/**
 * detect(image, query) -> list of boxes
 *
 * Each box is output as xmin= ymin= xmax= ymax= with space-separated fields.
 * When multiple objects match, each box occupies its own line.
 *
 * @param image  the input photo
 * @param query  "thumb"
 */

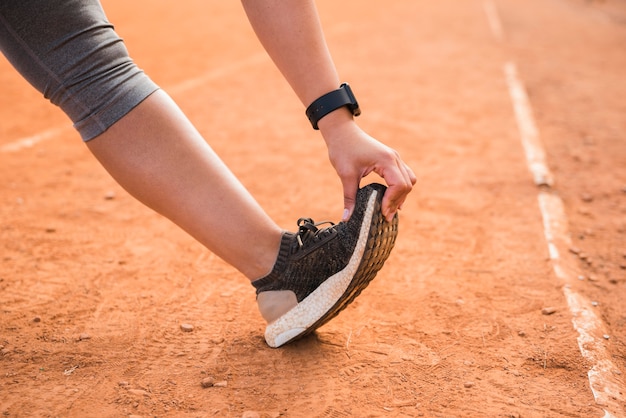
xmin=341 ymin=177 xmax=360 ymax=222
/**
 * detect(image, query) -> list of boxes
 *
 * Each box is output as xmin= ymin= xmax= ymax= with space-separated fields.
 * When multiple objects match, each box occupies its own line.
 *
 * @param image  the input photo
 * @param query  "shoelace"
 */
xmin=295 ymin=217 xmax=336 ymax=248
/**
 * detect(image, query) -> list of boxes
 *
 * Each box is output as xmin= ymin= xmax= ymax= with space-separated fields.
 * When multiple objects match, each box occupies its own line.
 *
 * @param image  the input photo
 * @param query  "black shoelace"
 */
xmin=295 ymin=218 xmax=336 ymax=249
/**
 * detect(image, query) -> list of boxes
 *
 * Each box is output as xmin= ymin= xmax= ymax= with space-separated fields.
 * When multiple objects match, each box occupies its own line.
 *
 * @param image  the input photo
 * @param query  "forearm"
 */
xmin=241 ymin=0 xmax=354 ymax=132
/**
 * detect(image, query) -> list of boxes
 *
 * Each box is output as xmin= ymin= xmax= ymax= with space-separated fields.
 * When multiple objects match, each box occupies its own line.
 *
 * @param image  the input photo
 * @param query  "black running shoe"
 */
xmin=252 ymin=183 xmax=398 ymax=348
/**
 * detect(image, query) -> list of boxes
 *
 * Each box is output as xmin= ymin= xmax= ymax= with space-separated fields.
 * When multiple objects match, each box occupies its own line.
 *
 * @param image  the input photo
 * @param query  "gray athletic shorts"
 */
xmin=0 ymin=0 xmax=159 ymax=141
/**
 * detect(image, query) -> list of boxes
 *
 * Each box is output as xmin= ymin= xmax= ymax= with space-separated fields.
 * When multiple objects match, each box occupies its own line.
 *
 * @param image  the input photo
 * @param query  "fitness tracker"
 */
xmin=305 ymin=83 xmax=361 ymax=130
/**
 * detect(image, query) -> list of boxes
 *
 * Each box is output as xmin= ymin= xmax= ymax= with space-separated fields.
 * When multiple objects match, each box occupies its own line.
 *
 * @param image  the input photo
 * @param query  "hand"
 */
xmin=319 ymin=112 xmax=416 ymax=223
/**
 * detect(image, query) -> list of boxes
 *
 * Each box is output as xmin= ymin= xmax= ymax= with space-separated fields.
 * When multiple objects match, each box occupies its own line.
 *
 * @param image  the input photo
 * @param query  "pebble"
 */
xmin=201 ymin=377 xmax=215 ymax=388
xmin=578 ymin=252 xmax=589 ymax=261
xmin=580 ymin=193 xmax=593 ymax=202
xmin=180 ymin=324 xmax=194 ymax=333
xmin=32 ymin=316 xmax=41 ymax=323
xmin=128 ymin=389 xmax=150 ymax=397
xmin=213 ymin=381 xmax=228 ymax=388
xmin=463 ymin=381 xmax=475 ymax=388
xmin=78 ymin=333 xmax=91 ymax=341
xmin=591 ymin=301 xmax=599 ymax=307
xmin=104 ymin=191 xmax=116 ymax=200
xmin=541 ymin=307 xmax=557 ymax=315
xmin=118 ymin=381 xmax=129 ymax=387
xmin=603 ymin=334 xmax=610 ymax=340
xmin=242 ymin=412 xmax=261 ymax=418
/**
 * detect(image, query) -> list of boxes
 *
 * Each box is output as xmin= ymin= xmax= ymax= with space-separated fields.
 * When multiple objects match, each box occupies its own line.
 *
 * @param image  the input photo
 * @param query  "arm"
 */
xmin=241 ymin=0 xmax=415 ymax=222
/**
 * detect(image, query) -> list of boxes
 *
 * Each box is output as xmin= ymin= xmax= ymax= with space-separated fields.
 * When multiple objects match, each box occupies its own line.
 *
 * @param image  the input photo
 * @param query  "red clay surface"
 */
xmin=1 ymin=0 xmax=624 ymax=417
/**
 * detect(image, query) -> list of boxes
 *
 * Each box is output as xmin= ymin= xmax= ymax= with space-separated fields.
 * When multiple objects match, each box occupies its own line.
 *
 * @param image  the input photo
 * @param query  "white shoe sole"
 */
xmin=264 ymin=190 xmax=379 ymax=348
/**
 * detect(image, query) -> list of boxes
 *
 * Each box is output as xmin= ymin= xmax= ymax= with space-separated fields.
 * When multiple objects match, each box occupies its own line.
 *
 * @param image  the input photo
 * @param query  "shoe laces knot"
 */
xmin=295 ymin=217 xmax=336 ymax=248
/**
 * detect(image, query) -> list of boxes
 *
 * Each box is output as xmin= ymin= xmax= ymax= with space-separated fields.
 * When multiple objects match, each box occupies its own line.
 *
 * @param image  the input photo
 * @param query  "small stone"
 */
xmin=518 ymin=331 xmax=526 ymax=337
xmin=580 ymin=193 xmax=593 ymax=202
xmin=603 ymin=334 xmax=610 ymax=340
xmin=104 ymin=191 xmax=116 ymax=200
xmin=45 ymin=228 xmax=56 ymax=233
xmin=591 ymin=301 xmax=599 ymax=307
xmin=211 ymin=337 xmax=225 ymax=344
xmin=201 ymin=377 xmax=215 ymax=388
xmin=128 ymin=389 xmax=150 ymax=397
xmin=612 ymin=369 xmax=622 ymax=376
xmin=541 ymin=307 xmax=557 ymax=315
xmin=79 ymin=333 xmax=91 ymax=341
xmin=242 ymin=412 xmax=261 ymax=418
xmin=118 ymin=381 xmax=129 ymax=387
xmin=569 ymin=247 xmax=581 ymax=255
xmin=180 ymin=324 xmax=194 ymax=333
xmin=463 ymin=381 xmax=475 ymax=388
xmin=213 ymin=381 xmax=228 ymax=387
xmin=32 ymin=316 xmax=41 ymax=323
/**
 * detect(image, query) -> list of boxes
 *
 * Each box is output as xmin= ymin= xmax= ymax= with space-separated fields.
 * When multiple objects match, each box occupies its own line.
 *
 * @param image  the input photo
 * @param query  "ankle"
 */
xmin=242 ymin=231 xmax=284 ymax=281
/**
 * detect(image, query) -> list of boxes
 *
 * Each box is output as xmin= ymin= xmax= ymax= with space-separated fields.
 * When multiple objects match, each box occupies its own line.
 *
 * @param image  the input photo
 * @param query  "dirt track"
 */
xmin=1 ymin=0 xmax=625 ymax=417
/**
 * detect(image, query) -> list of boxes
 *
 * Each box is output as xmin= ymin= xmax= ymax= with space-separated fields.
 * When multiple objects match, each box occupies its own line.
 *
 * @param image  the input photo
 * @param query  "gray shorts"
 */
xmin=0 ymin=0 xmax=159 ymax=141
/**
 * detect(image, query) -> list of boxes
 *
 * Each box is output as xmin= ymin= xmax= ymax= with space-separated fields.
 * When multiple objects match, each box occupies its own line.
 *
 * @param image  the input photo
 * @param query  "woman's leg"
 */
xmin=86 ymin=90 xmax=283 ymax=280
xmin=0 ymin=0 xmax=282 ymax=280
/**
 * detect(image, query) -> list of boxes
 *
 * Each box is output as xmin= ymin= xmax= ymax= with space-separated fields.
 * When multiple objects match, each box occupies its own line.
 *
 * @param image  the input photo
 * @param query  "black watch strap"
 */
xmin=305 ymin=83 xmax=361 ymax=130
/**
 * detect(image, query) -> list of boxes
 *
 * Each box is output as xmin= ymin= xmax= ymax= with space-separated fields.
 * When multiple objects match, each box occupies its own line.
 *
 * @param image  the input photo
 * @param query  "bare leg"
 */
xmin=86 ymin=89 xmax=282 ymax=280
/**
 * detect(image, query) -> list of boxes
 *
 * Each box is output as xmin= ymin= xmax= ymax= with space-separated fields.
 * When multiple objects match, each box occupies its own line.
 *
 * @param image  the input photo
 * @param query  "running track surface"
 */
xmin=1 ymin=1 xmax=624 ymax=416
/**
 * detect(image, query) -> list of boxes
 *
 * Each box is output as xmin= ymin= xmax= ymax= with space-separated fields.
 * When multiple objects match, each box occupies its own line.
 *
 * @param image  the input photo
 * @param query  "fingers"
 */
xmin=379 ymin=156 xmax=416 ymax=222
xmin=340 ymin=175 xmax=361 ymax=221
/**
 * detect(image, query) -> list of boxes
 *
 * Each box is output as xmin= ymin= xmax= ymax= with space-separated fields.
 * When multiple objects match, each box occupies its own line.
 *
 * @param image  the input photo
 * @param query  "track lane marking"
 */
xmin=486 ymin=2 xmax=624 ymax=415
xmin=0 ymin=53 xmax=269 ymax=154
xmin=503 ymin=62 xmax=554 ymax=187
xmin=503 ymin=46 xmax=624 ymax=418
xmin=483 ymin=0 xmax=504 ymax=41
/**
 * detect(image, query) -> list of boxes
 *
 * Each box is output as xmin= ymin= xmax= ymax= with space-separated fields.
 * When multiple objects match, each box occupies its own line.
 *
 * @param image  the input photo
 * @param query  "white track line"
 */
xmin=0 ymin=53 xmax=269 ymax=154
xmin=168 ymin=53 xmax=267 ymax=96
xmin=503 ymin=62 xmax=554 ymax=187
xmin=0 ymin=126 xmax=70 ymax=153
xmin=505 ymin=62 xmax=624 ymax=418
xmin=487 ymin=2 xmax=624 ymax=414
xmin=483 ymin=0 xmax=504 ymax=41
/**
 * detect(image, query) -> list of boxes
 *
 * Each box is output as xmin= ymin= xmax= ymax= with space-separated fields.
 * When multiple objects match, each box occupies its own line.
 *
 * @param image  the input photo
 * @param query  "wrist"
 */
xmin=318 ymin=108 xmax=359 ymax=145
xmin=305 ymin=83 xmax=361 ymax=130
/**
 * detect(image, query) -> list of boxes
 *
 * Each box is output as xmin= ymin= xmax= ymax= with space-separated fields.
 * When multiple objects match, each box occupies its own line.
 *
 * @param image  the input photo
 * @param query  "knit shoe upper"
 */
xmin=252 ymin=183 xmax=398 ymax=347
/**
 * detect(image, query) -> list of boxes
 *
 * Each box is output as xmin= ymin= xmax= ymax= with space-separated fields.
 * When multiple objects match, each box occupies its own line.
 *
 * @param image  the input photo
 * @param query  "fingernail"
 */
xmin=342 ymin=208 xmax=350 ymax=221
